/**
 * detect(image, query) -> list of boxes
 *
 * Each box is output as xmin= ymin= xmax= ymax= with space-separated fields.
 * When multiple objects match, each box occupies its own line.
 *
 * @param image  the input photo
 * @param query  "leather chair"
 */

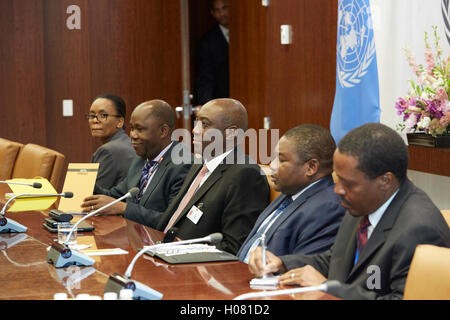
xmin=259 ymin=164 xmax=280 ymax=202
xmin=441 ymin=210 xmax=450 ymax=227
xmin=12 ymin=143 xmax=66 ymax=188
xmin=0 ymin=138 xmax=23 ymax=180
xmin=403 ymin=244 xmax=450 ymax=300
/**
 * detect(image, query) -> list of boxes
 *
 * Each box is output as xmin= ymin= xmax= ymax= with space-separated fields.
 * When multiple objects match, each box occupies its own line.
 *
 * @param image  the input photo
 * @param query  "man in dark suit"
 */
xmin=248 ymin=123 xmax=450 ymax=300
xmin=81 ymin=100 xmax=192 ymax=228
xmin=236 ymin=125 xmax=345 ymax=262
xmin=194 ymin=0 xmax=230 ymax=106
xmin=157 ymin=98 xmax=270 ymax=255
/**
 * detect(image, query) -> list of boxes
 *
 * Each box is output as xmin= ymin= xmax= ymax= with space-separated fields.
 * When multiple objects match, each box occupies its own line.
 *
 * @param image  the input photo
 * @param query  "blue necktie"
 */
xmin=135 ymin=160 xmax=159 ymax=203
xmin=238 ymin=196 xmax=293 ymax=261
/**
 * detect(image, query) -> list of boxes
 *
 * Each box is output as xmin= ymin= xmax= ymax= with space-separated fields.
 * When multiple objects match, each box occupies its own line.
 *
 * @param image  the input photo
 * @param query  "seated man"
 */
xmin=156 ymin=98 xmax=270 ymax=255
xmin=248 ymin=123 xmax=450 ymax=300
xmin=237 ymin=125 xmax=345 ymax=262
xmin=81 ymin=100 xmax=192 ymax=228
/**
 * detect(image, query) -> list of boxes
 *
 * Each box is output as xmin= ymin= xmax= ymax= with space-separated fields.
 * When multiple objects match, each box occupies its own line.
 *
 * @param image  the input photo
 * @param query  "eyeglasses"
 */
xmin=85 ymin=113 xmax=122 ymax=122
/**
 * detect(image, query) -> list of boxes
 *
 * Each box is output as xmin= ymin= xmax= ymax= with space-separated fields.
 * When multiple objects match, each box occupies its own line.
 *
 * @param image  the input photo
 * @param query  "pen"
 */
xmin=261 ymin=234 xmax=267 ymax=279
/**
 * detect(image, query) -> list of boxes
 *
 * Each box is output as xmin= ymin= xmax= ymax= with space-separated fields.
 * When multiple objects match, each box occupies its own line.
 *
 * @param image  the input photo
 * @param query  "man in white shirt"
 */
xmin=157 ymin=98 xmax=270 ymax=255
xmin=194 ymin=0 xmax=230 ymax=106
xmin=248 ymin=123 xmax=450 ymax=300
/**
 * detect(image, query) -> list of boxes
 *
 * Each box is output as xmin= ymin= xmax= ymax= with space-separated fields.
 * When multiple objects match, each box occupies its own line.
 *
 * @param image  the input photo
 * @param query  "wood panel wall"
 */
xmin=1 ymin=0 xmax=449 ymax=177
xmin=0 ymin=0 xmax=183 ymax=183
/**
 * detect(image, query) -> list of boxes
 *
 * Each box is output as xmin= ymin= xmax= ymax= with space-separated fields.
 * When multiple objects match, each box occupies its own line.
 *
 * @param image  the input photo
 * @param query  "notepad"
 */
xmin=57 ymin=163 xmax=99 ymax=214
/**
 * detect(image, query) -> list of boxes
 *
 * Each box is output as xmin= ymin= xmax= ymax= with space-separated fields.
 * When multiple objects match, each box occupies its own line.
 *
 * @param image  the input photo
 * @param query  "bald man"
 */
xmin=157 ymin=99 xmax=270 ymax=255
xmin=81 ymin=100 xmax=192 ymax=228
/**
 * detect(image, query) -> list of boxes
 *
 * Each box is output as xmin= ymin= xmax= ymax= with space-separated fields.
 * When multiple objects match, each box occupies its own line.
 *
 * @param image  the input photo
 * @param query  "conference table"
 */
xmin=0 ymin=184 xmax=337 ymax=301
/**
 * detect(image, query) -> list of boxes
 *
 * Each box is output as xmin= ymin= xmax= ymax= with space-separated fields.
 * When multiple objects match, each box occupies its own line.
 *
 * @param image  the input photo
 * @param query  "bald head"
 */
xmin=202 ymin=98 xmax=248 ymax=131
xmin=133 ymin=99 xmax=175 ymax=131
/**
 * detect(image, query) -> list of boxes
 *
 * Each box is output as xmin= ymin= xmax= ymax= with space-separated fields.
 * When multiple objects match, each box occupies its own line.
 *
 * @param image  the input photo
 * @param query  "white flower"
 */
xmin=417 ymin=116 xmax=431 ymax=129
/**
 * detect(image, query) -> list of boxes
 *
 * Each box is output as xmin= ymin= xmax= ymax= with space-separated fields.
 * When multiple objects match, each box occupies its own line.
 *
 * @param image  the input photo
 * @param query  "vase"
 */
xmin=406 ymin=133 xmax=450 ymax=148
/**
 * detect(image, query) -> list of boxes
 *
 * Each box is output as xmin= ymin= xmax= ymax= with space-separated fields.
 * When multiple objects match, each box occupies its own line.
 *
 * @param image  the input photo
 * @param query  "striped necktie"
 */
xmin=135 ymin=160 xmax=159 ymax=203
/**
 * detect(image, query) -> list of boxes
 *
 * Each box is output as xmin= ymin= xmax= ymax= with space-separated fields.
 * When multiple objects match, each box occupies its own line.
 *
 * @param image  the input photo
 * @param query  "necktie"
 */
xmin=163 ymin=165 xmax=209 ymax=233
xmin=354 ymin=216 xmax=371 ymax=264
xmin=135 ymin=160 xmax=159 ymax=203
xmin=238 ymin=196 xmax=293 ymax=262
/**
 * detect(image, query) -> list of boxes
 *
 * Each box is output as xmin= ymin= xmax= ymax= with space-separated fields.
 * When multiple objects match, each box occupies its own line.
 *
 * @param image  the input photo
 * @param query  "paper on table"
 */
xmin=5 ymin=178 xmax=58 ymax=212
xmin=80 ymin=248 xmax=128 ymax=256
xmin=58 ymin=163 xmax=99 ymax=214
xmin=250 ymin=275 xmax=280 ymax=290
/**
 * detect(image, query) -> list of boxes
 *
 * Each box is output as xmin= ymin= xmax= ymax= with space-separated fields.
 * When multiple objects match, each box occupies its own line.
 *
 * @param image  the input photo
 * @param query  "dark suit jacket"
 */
xmin=94 ymin=142 xmax=192 ymax=228
xmin=194 ymin=25 xmax=229 ymax=105
xmin=237 ymin=176 xmax=345 ymax=260
xmin=91 ymin=129 xmax=136 ymax=189
xmin=280 ymin=179 xmax=450 ymax=300
xmin=156 ymin=149 xmax=270 ymax=255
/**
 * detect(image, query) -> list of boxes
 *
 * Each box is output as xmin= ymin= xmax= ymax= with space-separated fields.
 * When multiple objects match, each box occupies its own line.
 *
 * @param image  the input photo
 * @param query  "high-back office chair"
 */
xmin=441 ymin=210 xmax=450 ymax=227
xmin=0 ymin=138 xmax=24 ymax=180
xmin=259 ymin=164 xmax=280 ymax=202
xmin=12 ymin=143 xmax=66 ymax=188
xmin=403 ymin=244 xmax=450 ymax=300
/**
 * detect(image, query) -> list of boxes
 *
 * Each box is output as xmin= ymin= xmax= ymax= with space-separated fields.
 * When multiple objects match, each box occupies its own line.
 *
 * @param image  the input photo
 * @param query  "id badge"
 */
xmin=187 ymin=205 xmax=204 ymax=224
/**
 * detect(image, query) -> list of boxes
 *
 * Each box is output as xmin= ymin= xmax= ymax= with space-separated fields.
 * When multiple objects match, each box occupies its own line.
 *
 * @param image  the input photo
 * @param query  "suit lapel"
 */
xmin=264 ymin=176 xmax=334 ymax=243
xmin=346 ymin=179 xmax=414 ymax=281
xmin=131 ymin=157 xmax=146 ymax=188
xmin=140 ymin=156 xmax=169 ymax=204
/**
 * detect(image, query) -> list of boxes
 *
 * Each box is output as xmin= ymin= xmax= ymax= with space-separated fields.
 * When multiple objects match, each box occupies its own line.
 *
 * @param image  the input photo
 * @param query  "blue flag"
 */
xmin=330 ymin=0 xmax=380 ymax=144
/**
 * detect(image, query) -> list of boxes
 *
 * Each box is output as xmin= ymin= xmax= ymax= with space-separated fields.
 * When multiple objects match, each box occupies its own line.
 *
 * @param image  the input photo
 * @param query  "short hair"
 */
xmin=283 ymin=124 xmax=336 ymax=171
xmin=95 ymin=93 xmax=126 ymax=118
xmin=137 ymin=99 xmax=175 ymax=131
xmin=338 ymin=123 xmax=409 ymax=182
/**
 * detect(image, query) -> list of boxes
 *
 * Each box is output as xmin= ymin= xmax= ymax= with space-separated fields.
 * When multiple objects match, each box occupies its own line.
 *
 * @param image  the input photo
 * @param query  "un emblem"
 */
xmin=337 ymin=0 xmax=376 ymax=88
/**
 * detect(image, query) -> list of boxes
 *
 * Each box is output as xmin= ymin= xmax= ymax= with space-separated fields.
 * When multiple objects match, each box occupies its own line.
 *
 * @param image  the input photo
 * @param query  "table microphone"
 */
xmin=0 ymin=192 xmax=73 ymax=233
xmin=233 ymin=280 xmax=341 ymax=300
xmin=103 ymin=233 xmax=223 ymax=300
xmin=0 ymin=181 xmax=42 ymax=188
xmin=47 ymin=187 xmax=139 ymax=268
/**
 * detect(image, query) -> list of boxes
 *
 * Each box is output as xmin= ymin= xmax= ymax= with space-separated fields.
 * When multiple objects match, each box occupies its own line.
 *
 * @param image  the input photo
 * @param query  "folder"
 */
xmin=57 ymin=163 xmax=99 ymax=214
xmin=6 ymin=178 xmax=58 ymax=212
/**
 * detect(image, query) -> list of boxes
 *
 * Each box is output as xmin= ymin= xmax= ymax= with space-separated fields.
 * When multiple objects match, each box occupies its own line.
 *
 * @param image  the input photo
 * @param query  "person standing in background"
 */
xmin=194 ymin=0 xmax=230 ymax=107
xmin=86 ymin=94 xmax=135 ymax=189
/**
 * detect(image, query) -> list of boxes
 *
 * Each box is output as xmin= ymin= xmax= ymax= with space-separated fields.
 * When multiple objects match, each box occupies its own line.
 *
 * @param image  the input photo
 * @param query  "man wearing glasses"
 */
xmin=86 ymin=93 xmax=135 ymax=189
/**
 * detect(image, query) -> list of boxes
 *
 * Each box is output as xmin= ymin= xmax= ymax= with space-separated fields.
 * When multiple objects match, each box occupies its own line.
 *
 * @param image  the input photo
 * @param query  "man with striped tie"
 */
xmin=81 ymin=100 xmax=192 ymax=228
xmin=248 ymin=123 xmax=450 ymax=300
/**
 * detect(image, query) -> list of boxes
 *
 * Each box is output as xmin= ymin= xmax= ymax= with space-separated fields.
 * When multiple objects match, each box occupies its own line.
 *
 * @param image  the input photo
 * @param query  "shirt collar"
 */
xmin=367 ymin=189 xmax=400 ymax=229
xmin=148 ymin=141 xmax=173 ymax=163
xmin=219 ymin=25 xmax=229 ymax=43
xmin=204 ymin=148 xmax=233 ymax=173
xmin=290 ymin=178 xmax=323 ymax=201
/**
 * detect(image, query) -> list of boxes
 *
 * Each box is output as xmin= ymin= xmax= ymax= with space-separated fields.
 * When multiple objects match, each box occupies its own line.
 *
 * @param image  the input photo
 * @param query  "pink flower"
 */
xmin=425 ymin=48 xmax=435 ymax=75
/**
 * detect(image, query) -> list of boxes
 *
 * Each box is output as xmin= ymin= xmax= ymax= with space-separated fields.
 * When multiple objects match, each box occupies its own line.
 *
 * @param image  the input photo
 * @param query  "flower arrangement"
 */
xmin=395 ymin=26 xmax=450 ymax=136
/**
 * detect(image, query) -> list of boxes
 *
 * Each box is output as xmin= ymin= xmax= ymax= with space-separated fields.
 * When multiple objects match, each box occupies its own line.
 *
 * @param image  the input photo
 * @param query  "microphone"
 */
xmin=0 ymin=192 xmax=74 ymax=233
xmin=0 ymin=181 xmax=42 ymax=188
xmin=47 ymin=188 xmax=139 ymax=268
xmin=233 ymin=280 xmax=341 ymax=300
xmin=103 ymin=233 xmax=223 ymax=300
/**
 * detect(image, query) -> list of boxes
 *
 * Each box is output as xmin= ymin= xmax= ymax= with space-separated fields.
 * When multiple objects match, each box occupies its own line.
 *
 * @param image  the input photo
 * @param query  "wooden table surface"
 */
xmin=0 ymin=184 xmax=336 ymax=301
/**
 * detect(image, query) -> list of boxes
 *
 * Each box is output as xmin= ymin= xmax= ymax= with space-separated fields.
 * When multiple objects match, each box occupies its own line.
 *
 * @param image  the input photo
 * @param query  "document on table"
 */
xmin=250 ymin=275 xmax=280 ymax=290
xmin=80 ymin=248 xmax=128 ymax=256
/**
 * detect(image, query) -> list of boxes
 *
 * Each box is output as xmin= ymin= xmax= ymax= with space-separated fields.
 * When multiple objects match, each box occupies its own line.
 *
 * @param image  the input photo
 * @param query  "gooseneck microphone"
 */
xmin=103 ymin=233 xmax=223 ymax=300
xmin=233 ymin=280 xmax=341 ymax=300
xmin=63 ymin=187 xmax=139 ymax=245
xmin=0 ymin=192 xmax=74 ymax=233
xmin=0 ymin=181 xmax=42 ymax=189
xmin=47 ymin=188 xmax=139 ymax=268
